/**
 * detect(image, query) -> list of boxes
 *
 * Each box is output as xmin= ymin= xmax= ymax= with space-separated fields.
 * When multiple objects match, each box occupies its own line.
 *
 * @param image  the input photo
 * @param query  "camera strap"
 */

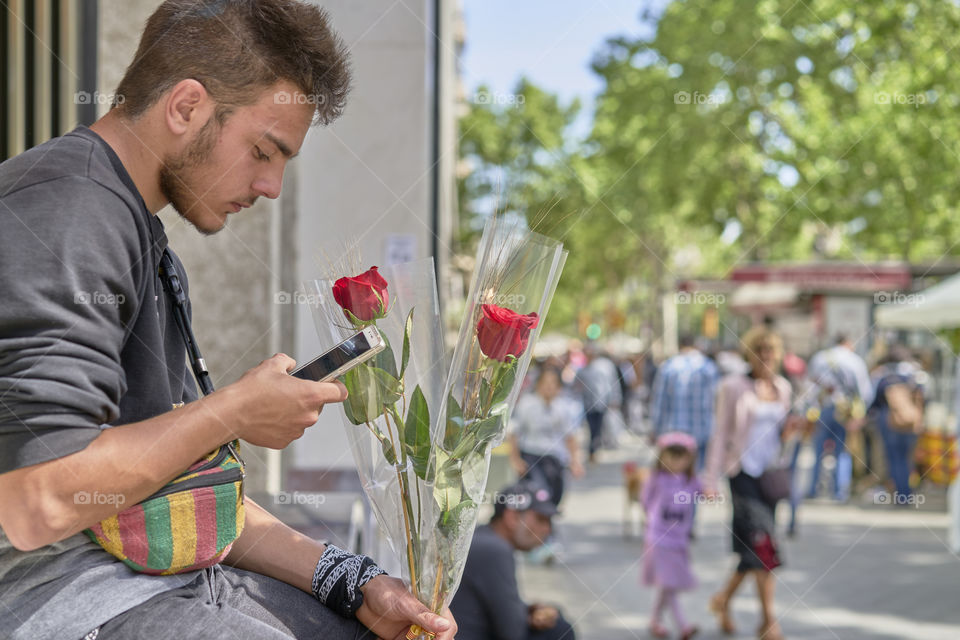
xmin=158 ymin=249 xmax=214 ymax=396
xmin=158 ymin=248 xmax=243 ymax=465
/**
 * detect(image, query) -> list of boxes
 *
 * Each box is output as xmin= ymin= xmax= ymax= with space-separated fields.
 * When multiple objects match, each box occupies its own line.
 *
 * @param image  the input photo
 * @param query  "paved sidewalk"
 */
xmin=516 ymin=435 xmax=959 ymax=640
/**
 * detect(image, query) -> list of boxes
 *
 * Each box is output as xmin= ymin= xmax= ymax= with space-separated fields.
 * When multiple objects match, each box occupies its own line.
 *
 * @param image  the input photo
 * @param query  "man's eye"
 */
xmin=255 ymin=146 xmax=270 ymax=161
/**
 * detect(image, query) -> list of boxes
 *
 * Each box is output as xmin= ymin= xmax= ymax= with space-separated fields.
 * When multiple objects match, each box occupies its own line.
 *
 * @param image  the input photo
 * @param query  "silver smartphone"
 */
xmin=290 ymin=326 xmax=386 ymax=382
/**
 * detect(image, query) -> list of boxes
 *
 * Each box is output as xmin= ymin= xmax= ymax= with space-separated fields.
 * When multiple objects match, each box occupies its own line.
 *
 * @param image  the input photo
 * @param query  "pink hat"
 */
xmin=656 ymin=431 xmax=697 ymax=453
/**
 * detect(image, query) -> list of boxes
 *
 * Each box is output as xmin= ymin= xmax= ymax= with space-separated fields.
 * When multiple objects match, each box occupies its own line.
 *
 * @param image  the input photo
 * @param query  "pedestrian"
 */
xmin=807 ymin=335 xmax=874 ymax=502
xmin=650 ymin=334 xmax=720 ymax=470
xmin=641 ymin=432 xmax=701 ymax=640
xmin=782 ymin=352 xmax=817 ymax=537
xmin=871 ymin=345 xmax=926 ymax=502
xmin=574 ymin=343 xmax=622 ymax=462
xmin=509 ymin=367 xmax=586 ymax=508
xmin=704 ymin=326 xmax=801 ymax=640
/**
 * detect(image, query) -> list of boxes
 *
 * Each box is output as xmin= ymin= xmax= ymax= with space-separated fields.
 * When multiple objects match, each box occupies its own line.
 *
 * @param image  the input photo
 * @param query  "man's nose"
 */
xmin=252 ymin=168 xmax=283 ymax=199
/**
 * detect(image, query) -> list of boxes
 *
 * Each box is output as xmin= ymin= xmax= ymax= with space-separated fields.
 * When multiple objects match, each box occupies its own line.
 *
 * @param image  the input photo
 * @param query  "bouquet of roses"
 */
xmin=305 ymin=218 xmax=566 ymax=638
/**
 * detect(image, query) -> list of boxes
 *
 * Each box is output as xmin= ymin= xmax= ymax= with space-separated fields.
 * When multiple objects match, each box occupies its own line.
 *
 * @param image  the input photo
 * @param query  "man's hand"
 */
xmin=528 ymin=604 xmax=559 ymax=630
xmin=226 ymin=353 xmax=347 ymax=449
xmin=356 ymin=575 xmax=456 ymax=640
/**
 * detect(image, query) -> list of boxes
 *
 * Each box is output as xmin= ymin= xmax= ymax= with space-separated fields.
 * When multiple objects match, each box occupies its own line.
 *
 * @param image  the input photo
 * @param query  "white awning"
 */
xmin=874 ymin=272 xmax=960 ymax=330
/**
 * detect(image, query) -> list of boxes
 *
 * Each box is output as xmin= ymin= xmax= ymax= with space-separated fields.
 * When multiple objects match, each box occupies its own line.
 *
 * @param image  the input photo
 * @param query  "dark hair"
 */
xmin=654 ymin=444 xmax=696 ymax=480
xmin=536 ymin=366 xmax=562 ymax=387
xmin=678 ymin=333 xmax=696 ymax=349
xmin=114 ymin=0 xmax=351 ymax=125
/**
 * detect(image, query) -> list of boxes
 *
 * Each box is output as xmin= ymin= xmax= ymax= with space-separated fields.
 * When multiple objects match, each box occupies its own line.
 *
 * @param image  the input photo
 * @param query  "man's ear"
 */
xmin=163 ymin=78 xmax=213 ymax=137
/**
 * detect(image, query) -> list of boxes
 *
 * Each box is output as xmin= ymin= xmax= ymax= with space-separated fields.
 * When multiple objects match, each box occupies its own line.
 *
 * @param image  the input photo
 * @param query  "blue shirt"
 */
xmin=650 ymin=350 xmax=719 ymax=444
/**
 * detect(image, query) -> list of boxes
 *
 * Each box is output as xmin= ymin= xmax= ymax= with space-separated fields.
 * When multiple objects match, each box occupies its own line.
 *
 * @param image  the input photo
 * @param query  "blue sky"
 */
xmin=459 ymin=1 xmax=656 ymax=132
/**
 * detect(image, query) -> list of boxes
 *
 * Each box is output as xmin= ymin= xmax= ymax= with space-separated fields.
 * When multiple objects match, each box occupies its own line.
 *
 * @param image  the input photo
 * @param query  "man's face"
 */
xmin=159 ymin=81 xmax=314 ymax=235
xmin=508 ymin=509 xmax=552 ymax=551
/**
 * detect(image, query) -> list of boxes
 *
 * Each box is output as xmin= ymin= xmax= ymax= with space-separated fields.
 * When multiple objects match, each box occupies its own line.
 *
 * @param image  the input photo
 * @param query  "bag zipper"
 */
xmin=147 ymin=465 xmax=245 ymax=501
xmin=145 ymin=443 xmax=244 ymax=502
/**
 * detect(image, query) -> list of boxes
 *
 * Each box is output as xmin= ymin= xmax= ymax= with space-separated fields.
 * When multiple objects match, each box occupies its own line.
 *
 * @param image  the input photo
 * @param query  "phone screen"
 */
xmin=291 ymin=331 xmax=375 ymax=381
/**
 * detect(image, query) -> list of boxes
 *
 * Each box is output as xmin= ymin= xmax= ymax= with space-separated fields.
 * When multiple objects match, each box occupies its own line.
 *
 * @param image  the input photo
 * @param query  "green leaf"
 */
xmin=439 ymin=498 xmax=477 ymax=536
xmin=400 ymin=308 xmax=414 ymax=379
xmin=368 ymin=366 xmax=403 ymax=409
xmin=479 ymin=377 xmax=491 ymax=414
xmin=341 ymin=365 xmax=380 ymax=424
xmin=443 ymin=394 xmax=465 ymax=451
xmin=372 ymin=332 xmax=398 ymax=380
xmin=472 ymin=415 xmax=505 ymax=447
xmin=433 ymin=451 xmax=462 ymax=512
xmin=340 ymin=364 xmax=403 ymax=424
xmin=449 ymin=415 xmax=503 ymax=459
xmin=380 ymin=436 xmax=397 ymax=465
xmin=403 ymin=385 xmax=431 ymax=479
xmin=490 ymin=363 xmax=516 ymax=407
xmin=461 ymin=452 xmax=488 ymax=502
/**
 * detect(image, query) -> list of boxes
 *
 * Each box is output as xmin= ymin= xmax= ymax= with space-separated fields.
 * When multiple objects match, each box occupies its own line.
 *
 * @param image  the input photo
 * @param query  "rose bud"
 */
xmin=332 ymin=266 xmax=389 ymax=322
xmin=475 ymin=303 xmax=539 ymax=362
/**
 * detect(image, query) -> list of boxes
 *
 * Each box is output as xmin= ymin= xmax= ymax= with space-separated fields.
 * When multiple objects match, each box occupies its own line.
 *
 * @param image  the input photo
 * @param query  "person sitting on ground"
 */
xmin=450 ymin=484 xmax=576 ymax=640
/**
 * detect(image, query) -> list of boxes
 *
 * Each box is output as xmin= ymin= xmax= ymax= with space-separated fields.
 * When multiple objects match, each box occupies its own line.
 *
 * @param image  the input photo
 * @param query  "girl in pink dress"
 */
xmin=642 ymin=432 xmax=700 ymax=639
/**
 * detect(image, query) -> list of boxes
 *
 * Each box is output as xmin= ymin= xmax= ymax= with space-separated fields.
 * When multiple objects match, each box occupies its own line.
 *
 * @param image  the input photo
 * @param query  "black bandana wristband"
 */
xmin=312 ymin=544 xmax=387 ymax=618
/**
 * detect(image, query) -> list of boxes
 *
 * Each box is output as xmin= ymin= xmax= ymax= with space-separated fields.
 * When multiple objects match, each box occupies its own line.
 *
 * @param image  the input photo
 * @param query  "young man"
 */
xmin=0 ymin=2 xmax=456 ymax=639
xmin=450 ymin=484 xmax=576 ymax=640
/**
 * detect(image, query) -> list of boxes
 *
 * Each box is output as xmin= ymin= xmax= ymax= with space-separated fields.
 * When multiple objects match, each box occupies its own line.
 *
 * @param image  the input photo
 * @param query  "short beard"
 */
xmin=159 ymin=117 xmax=221 ymax=235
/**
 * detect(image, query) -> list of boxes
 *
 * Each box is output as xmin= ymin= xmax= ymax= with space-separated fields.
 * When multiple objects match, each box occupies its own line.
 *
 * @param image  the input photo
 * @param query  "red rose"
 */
xmin=475 ymin=304 xmax=539 ymax=362
xmin=332 ymin=267 xmax=389 ymax=322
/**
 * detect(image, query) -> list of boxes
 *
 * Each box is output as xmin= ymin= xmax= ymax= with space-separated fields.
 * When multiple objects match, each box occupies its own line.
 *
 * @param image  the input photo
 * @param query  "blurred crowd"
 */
xmin=450 ymin=326 xmax=960 ymax=640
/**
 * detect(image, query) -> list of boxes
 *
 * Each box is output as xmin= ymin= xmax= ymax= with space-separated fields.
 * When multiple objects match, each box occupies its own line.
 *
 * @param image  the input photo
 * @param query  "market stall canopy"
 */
xmin=874 ymin=272 xmax=960 ymax=329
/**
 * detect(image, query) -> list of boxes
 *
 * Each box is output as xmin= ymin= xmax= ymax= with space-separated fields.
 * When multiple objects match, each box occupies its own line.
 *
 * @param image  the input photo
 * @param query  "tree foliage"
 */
xmin=458 ymin=0 xmax=960 ymax=333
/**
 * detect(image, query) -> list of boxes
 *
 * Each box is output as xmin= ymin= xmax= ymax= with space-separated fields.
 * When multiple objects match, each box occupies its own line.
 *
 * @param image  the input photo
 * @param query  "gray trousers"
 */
xmin=92 ymin=565 xmax=370 ymax=639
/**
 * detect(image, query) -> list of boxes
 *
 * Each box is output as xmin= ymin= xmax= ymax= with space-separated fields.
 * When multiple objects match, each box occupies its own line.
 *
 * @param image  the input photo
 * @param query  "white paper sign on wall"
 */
xmin=384 ymin=233 xmax=418 ymax=265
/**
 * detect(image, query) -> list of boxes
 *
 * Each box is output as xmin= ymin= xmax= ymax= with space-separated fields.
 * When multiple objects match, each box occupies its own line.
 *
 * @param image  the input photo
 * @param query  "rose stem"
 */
xmin=383 ymin=412 xmax=419 ymax=594
xmin=429 ymin=557 xmax=444 ymax=612
xmin=460 ymin=339 xmax=477 ymax=419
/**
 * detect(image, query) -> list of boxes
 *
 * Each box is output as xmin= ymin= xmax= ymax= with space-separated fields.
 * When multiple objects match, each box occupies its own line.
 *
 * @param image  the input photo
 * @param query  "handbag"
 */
xmin=758 ymin=466 xmax=792 ymax=503
xmin=84 ymin=249 xmax=246 ymax=575
xmin=758 ymin=437 xmax=798 ymax=503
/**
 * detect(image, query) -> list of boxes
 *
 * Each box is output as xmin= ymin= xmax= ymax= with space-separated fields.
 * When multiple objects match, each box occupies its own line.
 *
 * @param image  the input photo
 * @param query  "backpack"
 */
xmin=885 ymin=382 xmax=923 ymax=433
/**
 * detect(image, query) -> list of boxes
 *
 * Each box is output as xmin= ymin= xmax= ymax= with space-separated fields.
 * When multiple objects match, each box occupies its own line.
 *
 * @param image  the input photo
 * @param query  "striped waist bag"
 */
xmin=84 ymin=441 xmax=245 ymax=574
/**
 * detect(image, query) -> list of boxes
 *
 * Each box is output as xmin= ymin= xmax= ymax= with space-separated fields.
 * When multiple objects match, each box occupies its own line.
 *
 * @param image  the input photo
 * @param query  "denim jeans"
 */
xmin=585 ymin=410 xmax=605 ymax=456
xmin=94 ymin=565 xmax=368 ymax=640
xmin=809 ymin=405 xmax=852 ymax=500
xmin=877 ymin=407 xmax=918 ymax=498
